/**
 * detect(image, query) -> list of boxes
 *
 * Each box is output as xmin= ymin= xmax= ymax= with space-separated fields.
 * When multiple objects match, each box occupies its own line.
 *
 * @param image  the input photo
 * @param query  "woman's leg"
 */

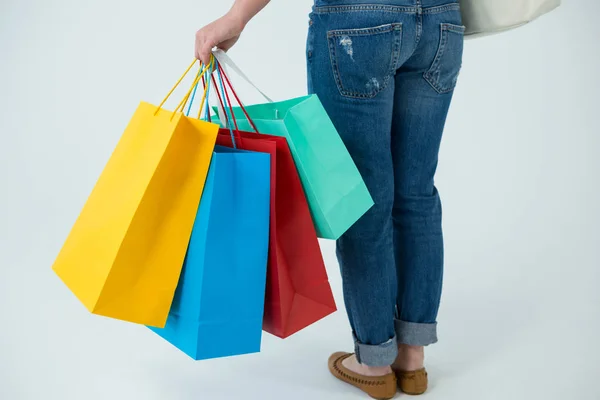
xmin=391 ymin=71 xmax=449 ymax=349
xmin=320 ymin=73 xmax=399 ymax=369
xmin=390 ymin=5 xmax=464 ymax=367
xmin=307 ymin=8 xmax=412 ymax=369
xmin=391 ymin=72 xmax=449 ymax=376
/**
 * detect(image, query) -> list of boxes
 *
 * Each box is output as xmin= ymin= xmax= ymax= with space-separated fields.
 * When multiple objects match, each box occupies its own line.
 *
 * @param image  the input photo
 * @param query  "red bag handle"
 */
xmin=216 ymin=70 xmax=241 ymax=134
xmin=217 ymin=63 xmax=260 ymax=134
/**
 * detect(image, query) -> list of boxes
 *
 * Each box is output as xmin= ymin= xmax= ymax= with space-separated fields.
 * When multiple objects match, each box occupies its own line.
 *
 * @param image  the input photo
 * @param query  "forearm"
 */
xmin=229 ymin=0 xmax=271 ymax=26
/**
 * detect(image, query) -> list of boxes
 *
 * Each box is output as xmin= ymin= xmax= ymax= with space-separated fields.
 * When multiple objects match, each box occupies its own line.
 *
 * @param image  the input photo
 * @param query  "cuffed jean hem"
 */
xmin=353 ymin=334 xmax=398 ymax=367
xmin=395 ymin=320 xmax=438 ymax=346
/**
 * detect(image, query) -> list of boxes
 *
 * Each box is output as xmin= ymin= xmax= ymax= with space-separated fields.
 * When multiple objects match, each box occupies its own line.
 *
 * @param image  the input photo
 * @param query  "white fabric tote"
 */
xmin=461 ymin=0 xmax=561 ymax=38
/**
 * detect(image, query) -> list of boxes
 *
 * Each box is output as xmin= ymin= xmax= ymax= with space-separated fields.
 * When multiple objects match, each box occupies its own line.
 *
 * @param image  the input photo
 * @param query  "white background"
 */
xmin=1 ymin=1 xmax=599 ymax=399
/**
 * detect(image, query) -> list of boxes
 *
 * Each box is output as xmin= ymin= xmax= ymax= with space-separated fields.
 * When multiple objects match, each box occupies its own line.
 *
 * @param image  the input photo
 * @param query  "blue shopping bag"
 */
xmin=149 ymin=145 xmax=270 ymax=360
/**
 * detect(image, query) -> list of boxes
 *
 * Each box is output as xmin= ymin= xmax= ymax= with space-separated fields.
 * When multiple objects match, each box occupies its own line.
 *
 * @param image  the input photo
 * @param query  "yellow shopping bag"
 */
xmin=53 ymin=60 xmax=218 ymax=327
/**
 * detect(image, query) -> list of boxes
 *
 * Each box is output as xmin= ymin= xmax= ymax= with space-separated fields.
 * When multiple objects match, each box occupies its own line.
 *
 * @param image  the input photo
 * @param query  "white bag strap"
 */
xmin=212 ymin=49 xmax=274 ymax=104
xmin=211 ymin=63 xmax=229 ymax=128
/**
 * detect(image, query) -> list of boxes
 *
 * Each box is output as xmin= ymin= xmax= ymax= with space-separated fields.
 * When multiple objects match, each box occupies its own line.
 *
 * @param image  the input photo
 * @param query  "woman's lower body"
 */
xmin=307 ymin=0 xmax=464 ymax=396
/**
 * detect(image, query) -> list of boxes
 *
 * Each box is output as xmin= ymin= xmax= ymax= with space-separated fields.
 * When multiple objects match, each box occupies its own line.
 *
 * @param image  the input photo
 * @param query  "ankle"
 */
xmin=394 ymin=344 xmax=425 ymax=371
xmin=364 ymin=365 xmax=393 ymax=376
xmin=399 ymin=344 xmax=424 ymax=355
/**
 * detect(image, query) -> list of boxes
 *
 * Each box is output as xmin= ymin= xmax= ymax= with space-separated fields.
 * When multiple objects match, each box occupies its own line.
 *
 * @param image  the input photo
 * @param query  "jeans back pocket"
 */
xmin=424 ymin=23 xmax=465 ymax=94
xmin=327 ymin=23 xmax=402 ymax=99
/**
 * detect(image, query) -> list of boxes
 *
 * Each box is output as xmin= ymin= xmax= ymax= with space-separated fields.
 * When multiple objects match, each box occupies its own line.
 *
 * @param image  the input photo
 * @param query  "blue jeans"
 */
xmin=307 ymin=0 xmax=464 ymax=366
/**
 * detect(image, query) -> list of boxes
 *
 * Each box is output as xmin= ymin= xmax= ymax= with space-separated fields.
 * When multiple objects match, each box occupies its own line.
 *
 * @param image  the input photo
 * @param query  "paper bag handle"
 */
xmin=212 ymin=49 xmax=273 ymax=104
xmin=217 ymin=63 xmax=259 ymax=134
xmin=154 ymin=59 xmax=213 ymax=119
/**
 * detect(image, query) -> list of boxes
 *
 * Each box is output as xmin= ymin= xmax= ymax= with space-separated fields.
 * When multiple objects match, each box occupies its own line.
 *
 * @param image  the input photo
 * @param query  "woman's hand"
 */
xmin=195 ymin=12 xmax=245 ymax=65
xmin=194 ymin=0 xmax=271 ymax=64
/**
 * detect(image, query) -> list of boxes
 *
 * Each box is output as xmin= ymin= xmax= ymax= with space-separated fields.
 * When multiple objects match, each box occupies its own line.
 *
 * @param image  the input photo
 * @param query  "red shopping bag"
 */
xmin=216 ymin=130 xmax=337 ymax=338
xmin=213 ymin=65 xmax=336 ymax=337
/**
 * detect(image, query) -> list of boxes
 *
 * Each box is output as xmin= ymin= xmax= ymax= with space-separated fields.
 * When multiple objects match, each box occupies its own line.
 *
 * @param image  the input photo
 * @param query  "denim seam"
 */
xmin=424 ymin=24 xmax=448 ymax=94
xmin=327 ymin=24 xmax=400 ymax=37
xmin=327 ymin=24 xmax=402 ymax=99
xmin=422 ymin=4 xmax=461 ymax=14
xmin=391 ymin=24 xmax=402 ymax=71
xmin=313 ymin=3 xmax=460 ymax=14
xmin=414 ymin=5 xmax=423 ymax=58
xmin=423 ymin=23 xmax=463 ymax=94
xmin=444 ymin=23 xmax=466 ymax=34
xmin=314 ymin=5 xmax=417 ymax=14
xmin=327 ymin=31 xmax=345 ymax=98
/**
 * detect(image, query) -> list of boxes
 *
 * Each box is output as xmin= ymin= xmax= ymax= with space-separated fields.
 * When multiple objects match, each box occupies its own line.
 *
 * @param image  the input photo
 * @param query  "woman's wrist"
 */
xmin=229 ymin=0 xmax=270 ymax=27
xmin=226 ymin=7 xmax=249 ymax=32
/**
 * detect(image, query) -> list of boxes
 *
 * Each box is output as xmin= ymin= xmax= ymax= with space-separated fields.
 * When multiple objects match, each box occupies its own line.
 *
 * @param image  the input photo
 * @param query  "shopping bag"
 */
xmin=216 ymin=131 xmax=336 ymax=338
xmin=461 ymin=0 xmax=561 ymax=38
xmin=209 ymin=65 xmax=336 ymax=338
xmin=212 ymin=50 xmax=373 ymax=240
xmin=53 ymin=61 xmax=218 ymax=327
xmin=149 ymin=145 xmax=271 ymax=360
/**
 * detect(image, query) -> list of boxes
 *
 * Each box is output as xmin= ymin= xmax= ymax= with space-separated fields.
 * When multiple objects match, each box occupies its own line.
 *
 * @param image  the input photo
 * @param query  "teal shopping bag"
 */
xmin=211 ymin=52 xmax=373 ymax=239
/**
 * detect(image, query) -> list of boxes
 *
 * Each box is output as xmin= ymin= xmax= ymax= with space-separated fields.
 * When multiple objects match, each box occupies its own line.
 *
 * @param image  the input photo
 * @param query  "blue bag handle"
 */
xmin=184 ymin=58 xmax=238 ymax=149
xmin=185 ymin=59 xmax=214 ymax=120
xmin=216 ymin=64 xmax=238 ymax=149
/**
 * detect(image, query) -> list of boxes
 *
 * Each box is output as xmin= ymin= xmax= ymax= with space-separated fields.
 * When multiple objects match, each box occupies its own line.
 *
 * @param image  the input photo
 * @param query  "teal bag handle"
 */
xmin=184 ymin=59 xmax=238 ymax=149
xmin=185 ymin=60 xmax=215 ymax=120
xmin=216 ymin=62 xmax=238 ymax=149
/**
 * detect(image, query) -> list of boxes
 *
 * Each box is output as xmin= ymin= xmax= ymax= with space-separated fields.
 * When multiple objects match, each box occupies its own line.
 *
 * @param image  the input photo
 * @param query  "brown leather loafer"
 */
xmin=328 ymin=352 xmax=397 ymax=400
xmin=394 ymin=368 xmax=428 ymax=395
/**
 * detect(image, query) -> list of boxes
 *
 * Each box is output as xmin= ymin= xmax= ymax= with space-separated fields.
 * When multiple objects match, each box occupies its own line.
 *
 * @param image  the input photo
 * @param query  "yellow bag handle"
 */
xmin=177 ymin=56 xmax=214 ymax=119
xmin=154 ymin=58 xmax=213 ymax=118
xmin=174 ymin=63 xmax=211 ymax=115
xmin=196 ymin=57 xmax=214 ymax=119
